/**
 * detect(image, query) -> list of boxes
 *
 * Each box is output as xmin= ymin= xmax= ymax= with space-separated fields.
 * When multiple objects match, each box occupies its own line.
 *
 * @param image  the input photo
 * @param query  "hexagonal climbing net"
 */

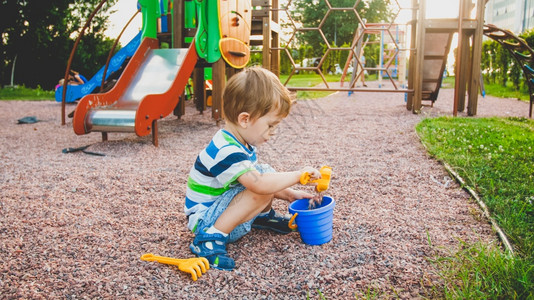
xmin=267 ymin=0 xmax=412 ymax=93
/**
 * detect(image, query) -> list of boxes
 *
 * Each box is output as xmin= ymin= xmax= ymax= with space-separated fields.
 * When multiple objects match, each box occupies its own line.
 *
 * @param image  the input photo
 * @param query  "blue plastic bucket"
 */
xmin=288 ymin=196 xmax=335 ymax=245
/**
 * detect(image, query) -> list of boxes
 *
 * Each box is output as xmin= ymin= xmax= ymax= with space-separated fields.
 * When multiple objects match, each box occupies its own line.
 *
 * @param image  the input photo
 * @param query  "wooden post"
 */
xmin=212 ymin=59 xmax=226 ymax=122
xmin=406 ymin=0 xmax=418 ymax=111
xmin=467 ymin=0 xmax=485 ymax=116
xmin=173 ymin=0 xmax=183 ymax=49
xmin=271 ymin=0 xmax=280 ymax=75
xmin=350 ymin=26 xmax=365 ymax=88
xmin=172 ymin=0 xmax=185 ymax=118
xmin=457 ymin=34 xmax=470 ymax=112
xmin=457 ymin=0 xmax=474 ymax=113
xmin=174 ymin=92 xmax=186 ymax=118
xmin=453 ymin=0 xmax=466 ymax=116
xmin=152 ymin=120 xmax=158 ymax=147
xmin=262 ymin=15 xmax=272 ymax=70
xmin=193 ymin=68 xmax=206 ymax=113
xmin=226 ymin=66 xmax=239 ymax=80
xmin=412 ymin=0 xmax=426 ymax=114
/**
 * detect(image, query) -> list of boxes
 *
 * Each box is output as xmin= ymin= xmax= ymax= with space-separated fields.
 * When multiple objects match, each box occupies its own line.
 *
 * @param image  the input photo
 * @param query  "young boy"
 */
xmin=184 ymin=67 xmax=321 ymax=270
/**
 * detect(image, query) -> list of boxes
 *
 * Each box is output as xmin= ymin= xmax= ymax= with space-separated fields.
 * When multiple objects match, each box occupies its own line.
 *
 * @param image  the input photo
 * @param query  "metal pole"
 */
xmin=100 ymin=9 xmax=140 ymax=92
xmin=62 ymin=0 xmax=109 ymax=125
xmin=10 ymin=55 xmax=17 ymax=86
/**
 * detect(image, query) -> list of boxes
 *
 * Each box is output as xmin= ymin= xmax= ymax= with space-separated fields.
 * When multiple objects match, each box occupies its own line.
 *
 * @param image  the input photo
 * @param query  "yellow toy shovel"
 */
xmin=300 ymin=166 xmax=333 ymax=209
xmin=300 ymin=166 xmax=332 ymax=192
xmin=140 ymin=253 xmax=210 ymax=281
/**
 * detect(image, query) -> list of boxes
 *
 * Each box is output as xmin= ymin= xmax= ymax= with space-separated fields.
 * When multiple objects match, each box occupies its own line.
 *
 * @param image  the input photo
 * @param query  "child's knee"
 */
xmin=240 ymin=190 xmax=273 ymax=211
xmin=251 ymin=192 xmax=274 ymax=206
xmin=230 ymin=189 xmax=272 ymax=209
xmin=252 ymin=193 xmax=274 ymax=213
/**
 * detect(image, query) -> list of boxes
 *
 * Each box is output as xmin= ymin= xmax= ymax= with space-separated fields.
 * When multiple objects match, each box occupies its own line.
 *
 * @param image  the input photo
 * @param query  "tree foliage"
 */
xmin=1 ymin=0 xmax=119 ymax=90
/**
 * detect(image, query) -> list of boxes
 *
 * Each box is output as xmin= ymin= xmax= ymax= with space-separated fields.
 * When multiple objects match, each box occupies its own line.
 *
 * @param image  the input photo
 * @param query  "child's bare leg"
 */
xmin=213 ymin=189 xmax=273 ymax=233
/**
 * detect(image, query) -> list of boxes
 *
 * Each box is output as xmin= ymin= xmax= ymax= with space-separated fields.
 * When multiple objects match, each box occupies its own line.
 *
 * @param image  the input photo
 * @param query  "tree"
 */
xmin=496 ymin=44 xmax=510 ymax=87
xmin=0 ymin=0 xmax=118 ymax=90
xmin=289 ymin=0 xmax=394 ymax=52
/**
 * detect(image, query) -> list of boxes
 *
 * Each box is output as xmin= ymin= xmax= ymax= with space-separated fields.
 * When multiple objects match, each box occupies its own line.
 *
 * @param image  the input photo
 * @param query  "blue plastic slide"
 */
xmin=55 ymin=31 xmax=142 ymax=103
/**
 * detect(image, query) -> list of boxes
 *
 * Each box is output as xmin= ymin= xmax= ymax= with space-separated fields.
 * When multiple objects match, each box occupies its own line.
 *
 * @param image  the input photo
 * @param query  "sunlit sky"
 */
xmin=105 ymin=0 xmax=142 ymax=44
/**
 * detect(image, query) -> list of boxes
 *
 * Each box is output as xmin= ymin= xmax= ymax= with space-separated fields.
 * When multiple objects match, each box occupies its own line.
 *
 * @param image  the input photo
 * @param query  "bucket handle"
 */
xmin=288 ymin=213 xmax=298 ymax=230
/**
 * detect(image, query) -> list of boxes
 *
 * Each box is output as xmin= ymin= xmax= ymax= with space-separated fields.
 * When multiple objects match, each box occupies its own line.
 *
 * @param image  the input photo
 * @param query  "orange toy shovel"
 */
xmin=140 ymin=253 xmax=210 ymax=281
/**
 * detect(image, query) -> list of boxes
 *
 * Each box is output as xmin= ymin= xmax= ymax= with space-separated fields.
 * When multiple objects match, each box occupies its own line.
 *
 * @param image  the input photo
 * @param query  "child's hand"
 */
xmin=285 ymin=189 xmax=315 ymax=202
xmin=299 ymin=167 xmax=321 ymax=184
xmin=308 ymin=193 xmax=323 ymax=209
xmin=275 ymin=188 xmax=313 ymax=202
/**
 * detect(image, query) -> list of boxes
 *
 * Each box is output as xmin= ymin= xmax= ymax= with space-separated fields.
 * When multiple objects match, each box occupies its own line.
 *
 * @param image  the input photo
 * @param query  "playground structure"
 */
xmin=62 ymin=0 xmax=253 ymax=145
xmin=340 ymin=22 xmax=408 ymax=90
xmin=273 ymin=0 xmax=531 ymax=118
xmin=60 ymin=0 xmax=533 ymax=146
xmin=373 ymin=23 xmax=406 ymax=85
xmin=407 ymin=0 xmax=486 ymax=116
xmin=257 ymin=0 xmax=487 ymax=116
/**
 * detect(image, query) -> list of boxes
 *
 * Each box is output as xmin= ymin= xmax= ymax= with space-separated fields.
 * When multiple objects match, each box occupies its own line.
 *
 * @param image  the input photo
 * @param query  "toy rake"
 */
xmin=140 ymin=253 xmax=210 ymax=281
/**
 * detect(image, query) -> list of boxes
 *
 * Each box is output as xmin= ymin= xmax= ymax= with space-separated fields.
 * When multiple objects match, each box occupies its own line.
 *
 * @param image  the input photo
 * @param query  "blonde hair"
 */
xmin=223 ymin=67 xmax=292 ymax=123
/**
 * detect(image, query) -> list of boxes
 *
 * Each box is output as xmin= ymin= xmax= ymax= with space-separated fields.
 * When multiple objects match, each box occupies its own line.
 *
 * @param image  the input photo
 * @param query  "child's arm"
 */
xmin=237 ymin=166 xmax=320 ymax=195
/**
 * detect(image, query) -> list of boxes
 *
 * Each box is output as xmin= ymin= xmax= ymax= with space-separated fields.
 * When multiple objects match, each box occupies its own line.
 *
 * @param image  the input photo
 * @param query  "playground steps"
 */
xmin=420 ymin=29 xmax=454 ymax=103
xmin=415 ymin=17 xmax=479 ymax=105
xmin=249 ymin=0 xmax=279 ymax=47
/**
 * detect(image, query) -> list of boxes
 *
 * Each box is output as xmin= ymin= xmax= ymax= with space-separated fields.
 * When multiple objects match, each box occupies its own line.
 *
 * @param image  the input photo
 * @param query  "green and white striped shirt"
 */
xmin=184 ymin=129 xmax=257 ymax=216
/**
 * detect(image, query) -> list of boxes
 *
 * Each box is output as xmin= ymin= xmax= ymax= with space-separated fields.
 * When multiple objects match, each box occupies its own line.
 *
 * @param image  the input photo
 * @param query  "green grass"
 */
xmin=0 ymin=85 xmax=55 ymax=100
xmin=441 ymin=76 xmax=530 ymax=102
xmin=3 ymin=74 xmax=529 ymax=102
xmin=0 ymin=74 xmax=346 ymax=101
xmin=484 ymin=81 xmax=530 ymax=101
xmin=285 ymin=74 xmax=531 ymax=102
xmin=416 ymin=116 xmax=534 ymax=299
xmin=280 ymin=73 xmax=347 ymax=99
xmin=429 ymin=240 xmax=534 ymax=300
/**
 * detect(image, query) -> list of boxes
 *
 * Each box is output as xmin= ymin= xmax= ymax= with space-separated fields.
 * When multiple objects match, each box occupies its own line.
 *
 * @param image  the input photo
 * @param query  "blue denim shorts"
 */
xmin=190 ymin=164 xmax=275 ymax=243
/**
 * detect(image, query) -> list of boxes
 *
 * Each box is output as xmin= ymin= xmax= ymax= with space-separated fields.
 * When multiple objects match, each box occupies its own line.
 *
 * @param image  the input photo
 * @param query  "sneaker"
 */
xmin=252 ymin=209 xmax=293 ymax=234
xmin=190 ymin=231 xmax=235 ymax=270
